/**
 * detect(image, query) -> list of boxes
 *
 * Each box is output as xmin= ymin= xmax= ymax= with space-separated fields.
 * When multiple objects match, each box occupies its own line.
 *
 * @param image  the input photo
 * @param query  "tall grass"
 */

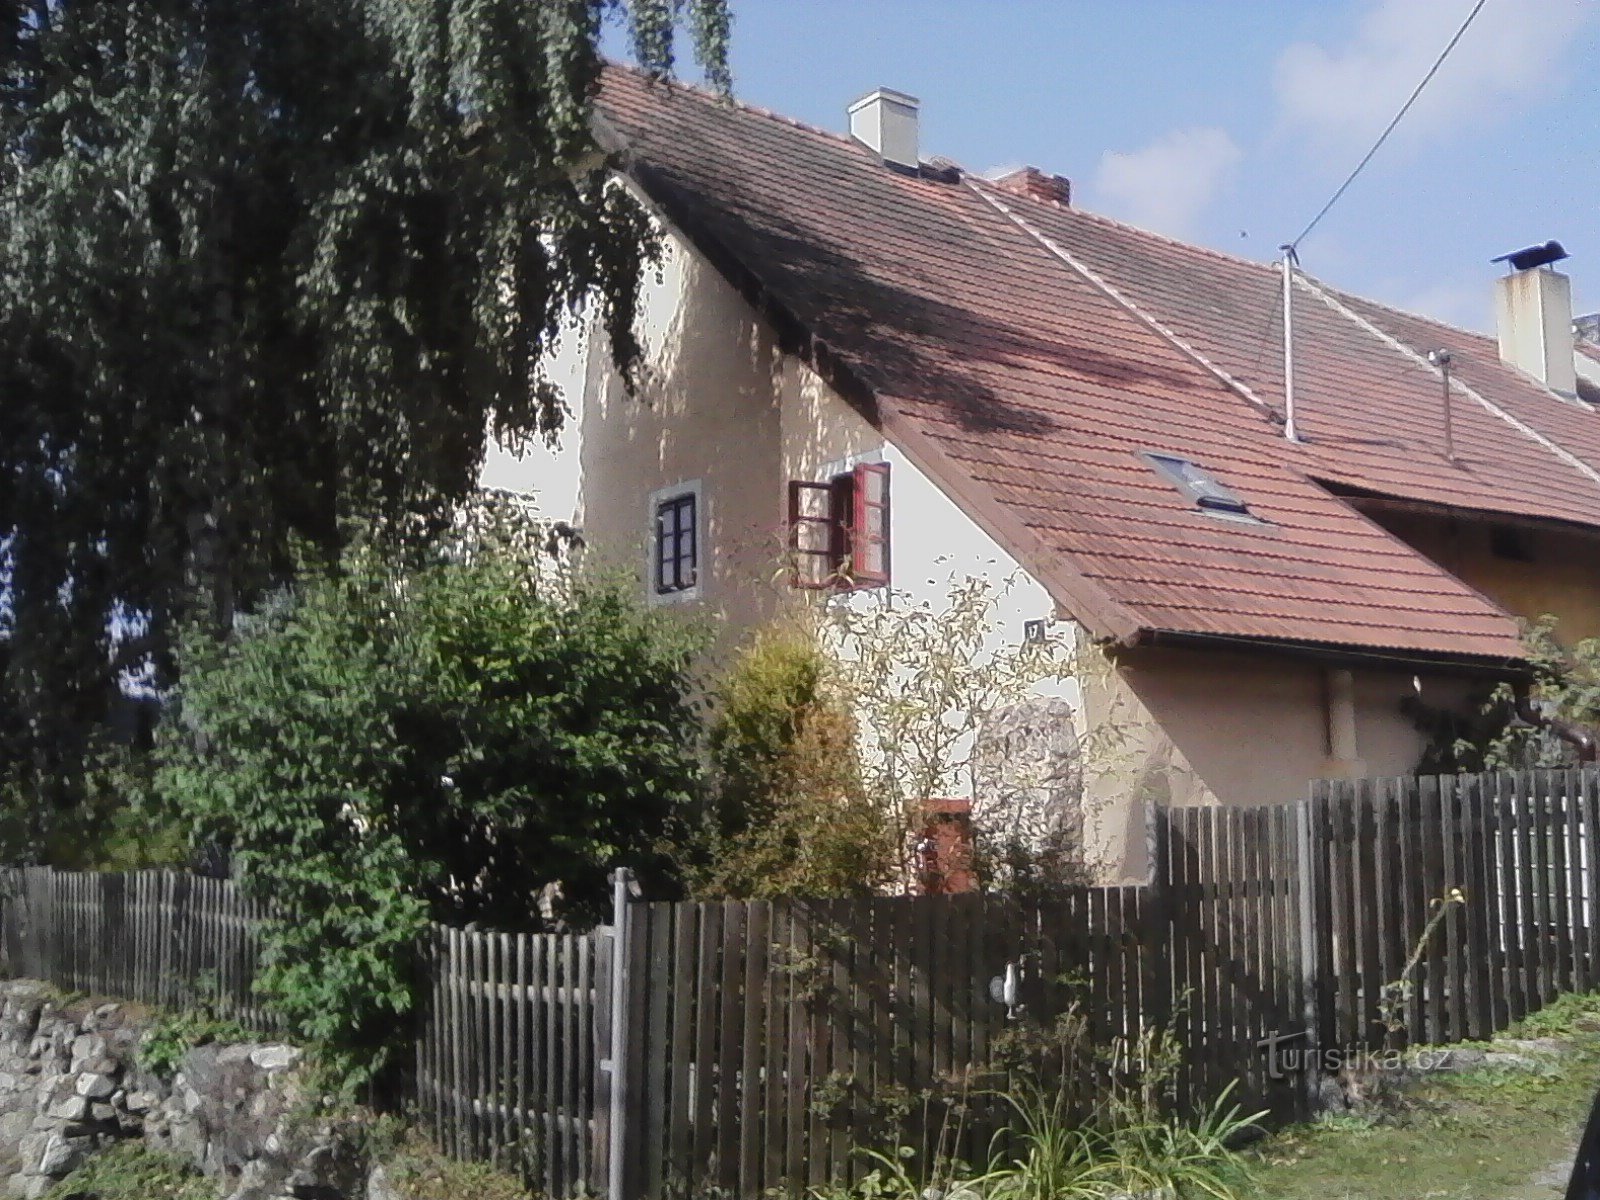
xmin=973 ymin=1081 xmax=1263 ymax=1200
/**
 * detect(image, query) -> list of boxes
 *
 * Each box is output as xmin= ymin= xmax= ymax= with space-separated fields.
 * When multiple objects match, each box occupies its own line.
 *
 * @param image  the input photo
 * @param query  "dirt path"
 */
xmin=1503 ymin=1149 xmax=1575 ymax=1200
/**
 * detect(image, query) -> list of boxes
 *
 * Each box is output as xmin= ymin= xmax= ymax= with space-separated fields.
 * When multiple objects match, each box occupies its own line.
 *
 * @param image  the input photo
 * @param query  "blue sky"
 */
xmin=632 ymin=0 xmax=1598 ymax=333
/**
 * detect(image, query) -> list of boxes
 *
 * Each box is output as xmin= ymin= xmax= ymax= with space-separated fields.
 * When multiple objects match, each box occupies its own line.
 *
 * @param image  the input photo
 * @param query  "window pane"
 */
xmin=859 ymin=542 xmax=886 ymax=577
xmin=863 ymin=467 xmax=888 ymax=504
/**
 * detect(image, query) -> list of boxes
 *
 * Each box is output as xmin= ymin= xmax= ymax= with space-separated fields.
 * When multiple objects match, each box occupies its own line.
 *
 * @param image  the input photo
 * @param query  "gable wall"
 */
xmin=578 ymin=216 xmax=1069 ymax=673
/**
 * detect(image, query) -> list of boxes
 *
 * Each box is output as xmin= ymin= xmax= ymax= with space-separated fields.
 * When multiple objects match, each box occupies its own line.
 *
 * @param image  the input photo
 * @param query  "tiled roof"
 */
xmin=594 ymin=67 xmax=1600 ymax=667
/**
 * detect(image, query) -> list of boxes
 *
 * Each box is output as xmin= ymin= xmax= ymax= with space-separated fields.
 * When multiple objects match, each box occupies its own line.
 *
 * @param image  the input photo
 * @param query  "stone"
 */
xmin=43 ymin=1095 xmax=87 ymax=1122
xmin=36 ymin=1133 xmax=90 ymax=1177
xmin=1498 ymin=1036 xmax=1564 ymax=1056
xmin=88 ymin=1103 xmax=115 ymax=1124
xmin=1414 ymin=1046 xmax=1484 ymax=1071
xmin=16 ymin=1130 xmax=50 ymax=1173
xmin=74 ymin=1073 xmax=116 ymax=1100
xmin=1484 ymin=1051 xmax=1538 ymax=1071
xmin=249 ymin=1046 xmax=301 ymax=1074
xmin=69 ymin=1035 xmax=106 ymax=1066
xmin=122 ymin=1090 xmax=155 ymax=1114
xmin=367 ymin=1163 xmax=401 ymax=1200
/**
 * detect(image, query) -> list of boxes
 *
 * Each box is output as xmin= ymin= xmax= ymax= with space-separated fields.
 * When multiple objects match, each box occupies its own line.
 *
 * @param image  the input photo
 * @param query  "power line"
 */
xmin=1290 ymin=0 xmax=1489 ymax=251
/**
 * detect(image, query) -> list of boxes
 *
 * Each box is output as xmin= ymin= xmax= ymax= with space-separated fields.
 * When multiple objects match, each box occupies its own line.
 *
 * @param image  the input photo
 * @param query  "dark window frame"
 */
xmin=1490 ymin=524 xmax=1534 ymax=563
xmin=654 ymin=491 xmax=698 ymax=594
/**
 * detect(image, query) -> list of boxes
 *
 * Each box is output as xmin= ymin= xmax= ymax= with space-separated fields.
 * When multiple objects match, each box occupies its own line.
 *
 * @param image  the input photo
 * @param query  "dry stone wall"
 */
xmin=0 ymin=980 xmax=368 ymax=1199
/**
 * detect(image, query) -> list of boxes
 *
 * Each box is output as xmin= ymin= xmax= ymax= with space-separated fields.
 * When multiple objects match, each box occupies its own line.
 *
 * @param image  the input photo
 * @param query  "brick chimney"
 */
xmin=990 ymin=166 xmax=1071 ymax=207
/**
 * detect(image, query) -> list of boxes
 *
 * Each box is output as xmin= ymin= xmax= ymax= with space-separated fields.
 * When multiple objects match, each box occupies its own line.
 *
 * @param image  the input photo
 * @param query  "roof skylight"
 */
xmin=1142 ymin=453 xmax=1258 ymax=521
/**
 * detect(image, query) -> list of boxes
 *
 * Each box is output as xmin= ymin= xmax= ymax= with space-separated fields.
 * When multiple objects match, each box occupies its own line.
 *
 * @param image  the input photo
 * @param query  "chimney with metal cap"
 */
xmin=1493 ymin=241 xmax=1577 ymax=397
xmin=848 ymin=88 xmax=920 ymax=173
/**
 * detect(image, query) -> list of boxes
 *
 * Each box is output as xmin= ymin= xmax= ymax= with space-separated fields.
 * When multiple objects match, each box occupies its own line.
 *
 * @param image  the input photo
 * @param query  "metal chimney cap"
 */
xmin=1492 ymin=241 xmax=1568 ymax=272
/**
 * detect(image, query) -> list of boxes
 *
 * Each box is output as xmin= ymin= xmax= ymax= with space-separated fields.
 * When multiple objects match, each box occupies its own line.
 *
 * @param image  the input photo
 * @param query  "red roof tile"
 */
xmin=593 ymin=67 xmax=1600 ymax=667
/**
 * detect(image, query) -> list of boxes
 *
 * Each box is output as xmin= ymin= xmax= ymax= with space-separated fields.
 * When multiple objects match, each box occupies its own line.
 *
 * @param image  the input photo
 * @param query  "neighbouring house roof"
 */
xmin=593 ymin=66 xmax=1600 ymax=669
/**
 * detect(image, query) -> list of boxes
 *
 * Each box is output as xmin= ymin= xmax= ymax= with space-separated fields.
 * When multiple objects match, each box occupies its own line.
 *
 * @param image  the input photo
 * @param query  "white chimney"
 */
xmin=848 ymin=88 xmax=920 ymax=173
xmin=1495 ymin=266 xmax=1577 ymax=397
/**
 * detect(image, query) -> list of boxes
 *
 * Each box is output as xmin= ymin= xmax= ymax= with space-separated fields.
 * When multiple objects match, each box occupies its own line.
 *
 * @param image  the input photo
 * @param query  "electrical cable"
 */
xmin=1290 ymin=0 xmax=1489 ymax=251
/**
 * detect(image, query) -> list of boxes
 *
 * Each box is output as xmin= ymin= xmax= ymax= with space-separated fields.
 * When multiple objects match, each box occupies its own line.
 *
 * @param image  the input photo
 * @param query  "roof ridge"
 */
xmin=964 ymin=178 xmax=1283 ymax=426
xmin=969 ymin=174 xmax=1285 ymax=279
xmin=1317 ymin=276 xmax=1497 ymax=344
xmin=601 ymin=59 xmax=858 ymax=149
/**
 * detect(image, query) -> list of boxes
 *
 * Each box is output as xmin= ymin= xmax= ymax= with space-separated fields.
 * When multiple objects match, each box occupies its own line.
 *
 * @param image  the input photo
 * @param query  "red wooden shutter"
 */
xmin=850 ymin=462 xmax=890 ymax=587
xmin=788 ymin=481 xmax=837 ymax=589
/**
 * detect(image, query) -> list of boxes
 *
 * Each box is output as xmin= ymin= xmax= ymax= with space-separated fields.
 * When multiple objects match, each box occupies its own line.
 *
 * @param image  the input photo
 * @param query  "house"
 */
xmin=504 ymin=66 xmax=1600 ymax=881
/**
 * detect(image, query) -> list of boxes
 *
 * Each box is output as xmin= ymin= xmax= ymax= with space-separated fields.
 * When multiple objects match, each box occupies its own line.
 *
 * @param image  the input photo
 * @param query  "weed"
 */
xmin=42 ymin=1142 xmax=214 ymax=1200
xmin=138 ymin=1010 xmax=253 ymax=1079
xmin=1249 ymin=1014 xmax=1600 ymax=1199
xmin=377 ymin=1128 xmax=540 ymax=1200
xmin=1508 ymin=988 xmax=1600 ymax=1039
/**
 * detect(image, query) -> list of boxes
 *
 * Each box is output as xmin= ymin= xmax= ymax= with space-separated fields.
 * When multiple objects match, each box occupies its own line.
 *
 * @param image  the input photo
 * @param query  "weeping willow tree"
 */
xmin=0 ymin=0 xmax=730 ymax=853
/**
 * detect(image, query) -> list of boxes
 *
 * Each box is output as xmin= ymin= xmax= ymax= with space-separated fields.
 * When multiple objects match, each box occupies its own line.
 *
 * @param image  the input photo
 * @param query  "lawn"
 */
xmin=1248 ymin=994 xmax=1600 ymax=1200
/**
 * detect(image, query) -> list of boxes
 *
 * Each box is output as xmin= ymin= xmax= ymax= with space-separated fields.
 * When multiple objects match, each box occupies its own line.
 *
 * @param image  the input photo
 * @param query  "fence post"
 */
xmin=603 ymin=868 xmax=638 ymax=1200
xmin=1295 ymin=789 xmax=1323 ymax=1113
xmin=1144 ymin=803 xmax=1172 ymax=1037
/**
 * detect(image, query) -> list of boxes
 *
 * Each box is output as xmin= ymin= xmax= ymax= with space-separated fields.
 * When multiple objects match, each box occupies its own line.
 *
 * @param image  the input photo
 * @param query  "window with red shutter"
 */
xmin=850 ymin=462 xmax=890 ymax=587
xmin=786 ymin=462 xmax=891 ymax=591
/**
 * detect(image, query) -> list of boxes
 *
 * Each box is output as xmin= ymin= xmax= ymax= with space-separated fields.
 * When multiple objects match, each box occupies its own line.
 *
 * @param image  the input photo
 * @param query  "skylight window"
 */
xmin=1142 ymin=453 xmax=1258 ymax=521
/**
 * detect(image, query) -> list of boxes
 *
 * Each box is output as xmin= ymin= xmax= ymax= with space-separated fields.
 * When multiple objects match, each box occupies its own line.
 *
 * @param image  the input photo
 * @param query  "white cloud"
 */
xmin=1274 ymin=0 xmax=1593 ymax=146
xmin=1395 ymin=279 xmax=1493 ymax=332
xmin=1090 ymin=127 xmax=1242 ymax=239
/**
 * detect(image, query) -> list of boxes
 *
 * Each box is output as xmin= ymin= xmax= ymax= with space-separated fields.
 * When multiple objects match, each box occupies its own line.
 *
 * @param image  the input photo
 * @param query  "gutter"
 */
xmin=1127 ymin=627 xmax=1529 ymax=682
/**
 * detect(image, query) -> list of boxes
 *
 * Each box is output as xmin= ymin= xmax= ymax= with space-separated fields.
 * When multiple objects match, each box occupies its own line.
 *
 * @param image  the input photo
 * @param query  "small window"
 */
xmin=654 ymin=490 xmax=698 ymax=594
xmin=788 ymin=462 xmax=891 ymax=590
xmin=1142 ymin=452 xmax=1257 ymax=520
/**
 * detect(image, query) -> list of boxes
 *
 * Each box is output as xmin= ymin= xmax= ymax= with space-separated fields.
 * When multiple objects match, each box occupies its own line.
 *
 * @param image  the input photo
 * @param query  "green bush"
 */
xmin=155 ymin=508 xmax=704 ymax=1077
xmin=685 ymin=622 xmax=896 ymax=899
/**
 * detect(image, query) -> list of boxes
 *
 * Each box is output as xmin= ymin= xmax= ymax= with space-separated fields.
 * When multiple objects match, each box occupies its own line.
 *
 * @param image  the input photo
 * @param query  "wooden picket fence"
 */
xmin=0 ymin=866 xmax=275 ymax=1029
xmin=611 ymin=890 xmax=1167 ymax=1200
xmin=613 ymin=769 xmax=1600 ymax=1198
xmin=413 ymin=923 xmax=604 ymax=1198
xmin=1301 ymin=771 xmax=1599 ymax=1053
xmin=4 ymin=767 xmax=1600 ymax=1200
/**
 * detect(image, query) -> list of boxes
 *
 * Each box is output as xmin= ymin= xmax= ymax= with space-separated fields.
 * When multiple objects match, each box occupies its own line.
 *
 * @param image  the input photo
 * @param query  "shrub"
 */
xmin=686 ymin=622 xmax=897 ymax=899
xmin=155 ymin=504 xmax=705 ymax=1076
